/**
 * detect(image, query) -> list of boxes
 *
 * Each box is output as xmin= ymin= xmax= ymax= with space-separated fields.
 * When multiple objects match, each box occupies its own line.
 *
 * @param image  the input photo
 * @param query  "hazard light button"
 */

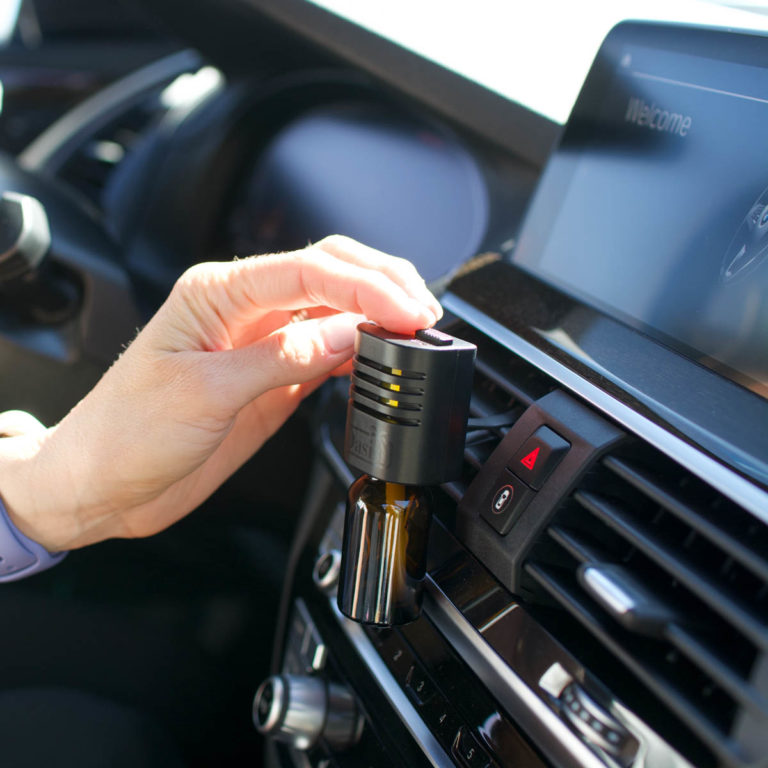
xmin=509 ymin=426 xmax=570 ymax=490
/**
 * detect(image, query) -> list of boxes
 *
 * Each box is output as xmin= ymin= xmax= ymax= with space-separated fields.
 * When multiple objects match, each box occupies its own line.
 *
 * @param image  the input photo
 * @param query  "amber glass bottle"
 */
xmin=337 ymin=474 xmax=431 ymax=626
xmin=337 ymin=323 xmax=475 ymax=627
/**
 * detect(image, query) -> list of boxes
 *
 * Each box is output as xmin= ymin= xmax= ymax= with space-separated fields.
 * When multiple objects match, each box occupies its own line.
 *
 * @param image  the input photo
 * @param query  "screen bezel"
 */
xmin=514 ymin=21 xmax=768 ymax=400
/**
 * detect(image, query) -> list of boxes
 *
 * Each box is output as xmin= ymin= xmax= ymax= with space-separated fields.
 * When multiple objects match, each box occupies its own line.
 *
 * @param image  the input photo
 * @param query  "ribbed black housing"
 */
xmin=524 ymin=445 xmax=768 ymax=768
xmin=344 ymin=322 xmax=476 ymax=485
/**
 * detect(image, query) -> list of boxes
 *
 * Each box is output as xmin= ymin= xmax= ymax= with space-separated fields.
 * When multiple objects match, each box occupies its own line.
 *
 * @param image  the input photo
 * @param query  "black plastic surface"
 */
xmin=457 ymin=390 xmax=625 ymax=595
xmin=344 ymin=323 xmax=477 ymax=486
xmin=367 ymin=612 xmax=548 ymax=768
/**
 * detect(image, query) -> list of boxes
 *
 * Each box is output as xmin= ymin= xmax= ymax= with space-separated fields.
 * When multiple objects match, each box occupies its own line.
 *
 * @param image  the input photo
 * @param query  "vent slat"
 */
xmin=575 ymin=490 xmax=768 ymax=652
xmin=474 ymin=358 xmax=536 ymax=409
xmin=443 ymin=343 xmax=527 ymax=504
xmin=526 ymin=562 xmax=746 ymax=766
xmin=604 ymin=456 xmax=768 ymax=585
xmin=437 ymin=369 xmax=517 ymax=509
xmin=665 ymin=624 xmax=768 ymax=720
xmin=549 ymin=522 xmax=768 ymax=717
xmin=548 ymin=526 xmax=603 ymax=564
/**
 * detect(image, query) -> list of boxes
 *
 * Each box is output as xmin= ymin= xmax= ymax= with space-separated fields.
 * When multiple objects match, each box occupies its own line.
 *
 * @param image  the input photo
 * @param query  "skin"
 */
xmin=0 ymin=236 xmax=442 ymax=552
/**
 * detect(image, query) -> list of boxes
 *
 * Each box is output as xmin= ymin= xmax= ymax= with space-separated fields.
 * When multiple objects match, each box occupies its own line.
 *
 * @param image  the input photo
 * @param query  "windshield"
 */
xmin=308 ymin=0 xmax=768 ymax=123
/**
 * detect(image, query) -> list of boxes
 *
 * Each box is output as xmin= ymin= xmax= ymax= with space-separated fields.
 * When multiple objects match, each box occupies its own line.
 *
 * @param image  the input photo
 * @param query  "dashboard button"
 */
xmin=421 ymin=696 xmax=462 ymax=749
xmin=406 ymin=664 xmax=436 ymax=706
xmin=453 ymin=727 xmax=491 ymax=768
xmin=559 ymin=682 xmax=637 ymax=762
xmin=509 ymin=426 xmax=570 ymax=489
xmin=305 ymin=626 xmax=327 ymax=672
xmin=480 ymin=471 xmax=535 ymax=535
xmin=378 ymin=632 xmax=415 ymax=685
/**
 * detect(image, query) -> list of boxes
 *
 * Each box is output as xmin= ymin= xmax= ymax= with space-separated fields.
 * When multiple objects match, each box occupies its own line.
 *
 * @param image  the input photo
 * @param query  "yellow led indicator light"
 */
xmin=385 ymin=399 xmax=399 ymax=408
xmin=392 ymin=368 xmax=403 ymax=376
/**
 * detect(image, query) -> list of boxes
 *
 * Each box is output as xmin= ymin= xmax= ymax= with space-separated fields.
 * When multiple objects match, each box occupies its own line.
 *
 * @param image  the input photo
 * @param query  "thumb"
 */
xmin=217 ymin=312 xmax=363 ymax=409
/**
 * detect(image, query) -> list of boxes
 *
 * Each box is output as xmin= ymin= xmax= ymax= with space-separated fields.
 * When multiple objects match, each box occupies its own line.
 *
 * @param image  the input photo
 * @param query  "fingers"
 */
xmin=0 ymin=410 xmax=46 ymax=438
xmin=314 ymin=235 xmax=443 ymax=321
xmin=216 ymin=312 xmax=362 ymax=409
xmin=231 ymin=251 xmax=435 ymax=332
xmin=171 ymin=239 xmax=439 ymax=343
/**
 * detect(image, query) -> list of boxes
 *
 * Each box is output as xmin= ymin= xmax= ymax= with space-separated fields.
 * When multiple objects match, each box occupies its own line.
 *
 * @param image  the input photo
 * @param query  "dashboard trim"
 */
xmin=329 ymin=600 xmax=455 ymax=768
xmin=441 ymin=291 xmax=768 ymax=522
xmin=423 ymin=578 xmax=609 ymax=768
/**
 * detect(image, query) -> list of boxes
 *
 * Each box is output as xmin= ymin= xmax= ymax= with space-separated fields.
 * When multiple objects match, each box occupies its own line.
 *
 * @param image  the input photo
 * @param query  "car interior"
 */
xmin=1 ymin=1 xmax=767 ymax=767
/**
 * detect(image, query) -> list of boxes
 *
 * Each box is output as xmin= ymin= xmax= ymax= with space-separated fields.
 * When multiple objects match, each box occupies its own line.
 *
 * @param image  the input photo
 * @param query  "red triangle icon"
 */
xmin=520 ymin=446 xmax=540 ymax=471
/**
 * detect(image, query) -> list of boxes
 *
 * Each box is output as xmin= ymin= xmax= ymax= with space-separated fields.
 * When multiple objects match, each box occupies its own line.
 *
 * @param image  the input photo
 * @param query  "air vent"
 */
xmin=45 ymin=61 xmax=221 ymax=217
xmin=57 ymin=97 xmax=164 ymax=209
xmin=439 ymin=322 xmax=556 ymax=504
xmin=523 ymin=443 xmax=768 ymax=768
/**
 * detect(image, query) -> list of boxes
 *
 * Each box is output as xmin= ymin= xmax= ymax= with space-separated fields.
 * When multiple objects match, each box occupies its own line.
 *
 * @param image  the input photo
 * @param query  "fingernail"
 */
xmin=319 ymin=313 xmax=359 ymax=353
xmin=410 ymin=282 xmax=441 ymax=315
xmin=422 ymin=307 xmax=438 ymax=326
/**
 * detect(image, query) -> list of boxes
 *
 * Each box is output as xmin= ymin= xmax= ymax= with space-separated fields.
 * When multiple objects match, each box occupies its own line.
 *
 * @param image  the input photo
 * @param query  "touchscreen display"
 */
xmin=513 ymin=33 xmax=768 ymax=398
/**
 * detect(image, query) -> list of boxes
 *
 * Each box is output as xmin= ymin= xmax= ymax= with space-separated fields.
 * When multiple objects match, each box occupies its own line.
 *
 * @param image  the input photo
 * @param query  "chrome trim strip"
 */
xmin=442 ymin=292 xmax=768 ymax=521
xmin=476 ymin=603 xmax=516 ymax=633
xmin=329 ymin=601 xmax=455 ymax=768
xmin=424 ymin=578 xmax=609 ymax=768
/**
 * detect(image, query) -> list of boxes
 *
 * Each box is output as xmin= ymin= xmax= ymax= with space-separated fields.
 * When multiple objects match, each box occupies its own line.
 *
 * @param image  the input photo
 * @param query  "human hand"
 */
xmin=0 ymin=236 xmax=441 ymax=550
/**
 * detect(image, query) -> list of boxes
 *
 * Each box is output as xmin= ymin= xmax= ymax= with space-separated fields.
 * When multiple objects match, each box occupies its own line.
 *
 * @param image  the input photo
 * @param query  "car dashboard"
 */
xmin=0 ymin=3 xmax=766 ymax=768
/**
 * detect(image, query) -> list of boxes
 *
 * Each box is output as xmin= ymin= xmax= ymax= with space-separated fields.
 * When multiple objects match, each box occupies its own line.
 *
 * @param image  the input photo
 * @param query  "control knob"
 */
xmin=313 ymin=549 xmax=341 ymax=592
xmin=252 ymin=674 xmax=362 ymax=751
xmin=0 ymin=191 xmax=79 ymax=323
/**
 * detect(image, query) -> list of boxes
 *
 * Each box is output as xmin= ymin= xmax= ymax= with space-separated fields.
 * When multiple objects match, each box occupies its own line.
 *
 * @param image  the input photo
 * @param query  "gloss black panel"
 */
xmin=512 ymin=22 xmax=768 ymax=399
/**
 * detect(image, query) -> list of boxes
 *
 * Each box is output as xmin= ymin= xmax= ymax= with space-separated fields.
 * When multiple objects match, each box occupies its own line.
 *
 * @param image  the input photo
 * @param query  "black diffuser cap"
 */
xmin=344 ymin=323 xmax=476 ymax=485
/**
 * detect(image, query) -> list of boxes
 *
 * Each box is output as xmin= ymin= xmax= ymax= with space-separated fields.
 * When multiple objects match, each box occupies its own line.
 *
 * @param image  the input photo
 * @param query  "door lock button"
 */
xmin=480 ymin=471 xmax=535 ymax=535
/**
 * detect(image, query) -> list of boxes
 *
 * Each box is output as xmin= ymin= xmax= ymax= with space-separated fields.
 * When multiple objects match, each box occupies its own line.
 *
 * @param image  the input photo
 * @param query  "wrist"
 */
xmin=0 ymin=429 xmax=79 ymax=552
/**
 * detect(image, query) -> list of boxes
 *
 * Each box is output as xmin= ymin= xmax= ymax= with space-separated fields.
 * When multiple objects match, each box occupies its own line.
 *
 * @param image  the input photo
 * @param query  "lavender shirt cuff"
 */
xmin=0 ymin=498 xmax=67 ymax=582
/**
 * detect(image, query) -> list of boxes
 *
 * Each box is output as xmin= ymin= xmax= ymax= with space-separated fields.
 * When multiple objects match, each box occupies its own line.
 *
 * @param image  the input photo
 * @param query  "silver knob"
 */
xmin=252 ymin=674 xmax=362 ymax=751
xmin=0 ymin=192 xmax=49 ymax=281
xmin=313 ymin=549 xmax=342 ymax=592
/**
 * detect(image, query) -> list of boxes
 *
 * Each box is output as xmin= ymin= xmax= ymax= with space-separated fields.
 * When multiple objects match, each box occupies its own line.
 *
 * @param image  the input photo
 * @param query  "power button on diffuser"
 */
xmin=415 ymin=328 xmax=454 ymax=346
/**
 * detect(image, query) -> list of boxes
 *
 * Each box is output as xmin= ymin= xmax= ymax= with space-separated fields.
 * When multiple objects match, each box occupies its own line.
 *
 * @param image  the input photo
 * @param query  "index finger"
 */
xmin=206 ymin=244 xmax=438 ymax=334
xmin=313 ymin=235 xmax=443 ymax=321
